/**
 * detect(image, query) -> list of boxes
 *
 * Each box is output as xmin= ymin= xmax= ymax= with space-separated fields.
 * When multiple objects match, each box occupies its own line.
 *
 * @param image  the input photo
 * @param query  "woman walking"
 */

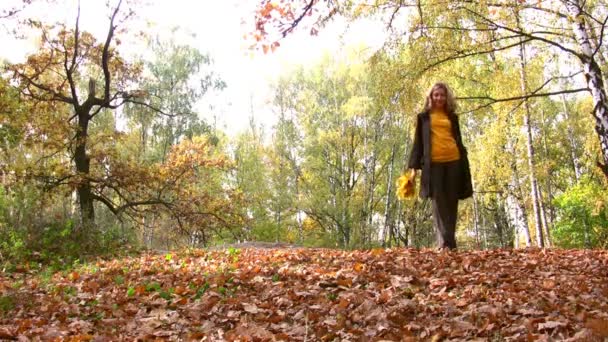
xmin=407 ymin=82 xmax=472 ymax=249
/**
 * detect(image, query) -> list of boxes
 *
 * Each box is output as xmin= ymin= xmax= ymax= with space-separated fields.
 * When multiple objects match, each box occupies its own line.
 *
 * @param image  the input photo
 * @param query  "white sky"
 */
xmin=0 ymin=0 xmax=386 ymax=136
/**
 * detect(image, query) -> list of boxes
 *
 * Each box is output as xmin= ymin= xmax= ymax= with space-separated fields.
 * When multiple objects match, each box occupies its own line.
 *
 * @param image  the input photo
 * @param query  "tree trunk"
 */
xmin=538 ymin=185 xmax=552 ymax=248
xmin=74 ymin=110 xmax=95 ymax=230
xmin=481 ymin=211 xmax=488 ymax=249
xmin=503 ymin=197 xmax=517 ymax=248
xmin=472 ymin=185 xmax=481 ymax=249
xmin=561 ymin=95 xmax=582 ymax=182
xmin=539 ymin=110 xmax=554 ymax=247
xmin=276 ymin=210 xmax=281 ymax=243
xmin=538 ymin=111 xmax=553 ymax=247
xmin=382 ymin=145 xmax=396 ymax=247
xmin=361 ymin=112 xmax=377 ymax=246
xmin=518 ymin=40 xmax=544 ymax=247
xmin=583 ymin=217 xmax=591 ymax=248
xmin=295 ymin=177 xmax=303 ymax=244
xmin=565 ymin=0 xmax=608 ymax=178
xmin=508 ymin=156 xmax=532 ymax=247
xmin=589 ymin=23 xmax=608 ymax=87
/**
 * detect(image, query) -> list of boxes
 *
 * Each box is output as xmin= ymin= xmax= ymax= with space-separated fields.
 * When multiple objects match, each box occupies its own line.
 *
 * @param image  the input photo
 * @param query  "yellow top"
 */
xmin=430 ymin=109 xmax=461 ymax=162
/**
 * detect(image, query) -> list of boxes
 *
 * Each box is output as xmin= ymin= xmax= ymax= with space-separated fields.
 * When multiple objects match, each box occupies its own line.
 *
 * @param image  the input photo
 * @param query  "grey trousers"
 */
xmin=430 ymin=160 xmax=461 ymax=249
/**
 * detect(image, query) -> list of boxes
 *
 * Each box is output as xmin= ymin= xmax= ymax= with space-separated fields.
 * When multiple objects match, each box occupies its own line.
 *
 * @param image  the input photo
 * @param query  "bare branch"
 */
xmin=102 ymin=0 xmax=123 ymax=104
xmin=387 ymin=0 xmax=404 ymax=30
xmin=281 ymin=0 xmax=315 ymax=37
xmin=15 ymin=71 xmax=74 ymax=103
xmin=458 ymin=88 xmax=588 ymax=114
xmin=480 ymin=2 xmax=569 ymax=19
xmin=109 ymin=96 xmax=181 ymax=118
xmin=461 ymin=6 xmax=584 ymax=58
xmin=91 ymin=193 xmax=118 ymax=215
xmin=422 ymin=25 xmax=498 ymax=32
xmin=422 ymin=38 xmax=534 ymax=73
xmin=65 ymin=1 xmax=80 ymax=105
xmin=115 ymin=199 xmax=171 ymax=215
xmin=35 ymin=173 xmax=75 ymax=191
xmin=439 ymin=10 xmax=575 ymax=40
xmin=593 ymin=14 xmax=608 ymax=57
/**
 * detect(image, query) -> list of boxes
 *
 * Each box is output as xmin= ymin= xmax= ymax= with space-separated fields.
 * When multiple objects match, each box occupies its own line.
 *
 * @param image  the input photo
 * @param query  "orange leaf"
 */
xmin=353 ymin=262 xmax=365 ymax=272
xmin=135 ymin=285 xmax=146 ymax=296
xmin=541 ymin=279 xmax=556 ymax=290
xmin=378 ymin=290 xmax=391 ymax=304
xmin=268 ymin=313 xmax=284 ymax=323
xmin=337 ymin=278 xmax=352 ymax=287
xmin=174 ymin=286 xmax=187 ymax=295
xmin=85 ymin=281 xmax=100 ymax=293
xmin=371 ymin=248 xmax=384 ymax=256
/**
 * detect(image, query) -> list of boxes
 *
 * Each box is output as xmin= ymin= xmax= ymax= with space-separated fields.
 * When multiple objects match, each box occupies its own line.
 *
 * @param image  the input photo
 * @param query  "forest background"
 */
xmin=0 ymin=0 xmax=607 ymax=270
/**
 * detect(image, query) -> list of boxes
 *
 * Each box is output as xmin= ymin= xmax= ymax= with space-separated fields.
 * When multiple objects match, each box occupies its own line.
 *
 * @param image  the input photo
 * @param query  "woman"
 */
xmin=407 ymin=82 xmax=472 ymax=250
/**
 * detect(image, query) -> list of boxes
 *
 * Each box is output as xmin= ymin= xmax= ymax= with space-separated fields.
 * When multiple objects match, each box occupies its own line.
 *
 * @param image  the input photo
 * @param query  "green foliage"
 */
xmin=553 ymin=177 xmax=608 ymax=248
xmin=114 ymin=275 xmax=125 ymax=285
xmin=0 ymin=295 xmax=15 ymax=313
xmin=145 ymin=282 xmax=162 ymax=292
xmin=0 ymin=217 xmax=137 ymax=270
xmin=194 ymin=283 xmax=210 ymax=300
xmin=0 ymin=183 xmax=137 ymax=269
xmin=227 ymin=247 xmax=240 ymax=260
xmin=159 ymin=289 xmax=173 ymax=301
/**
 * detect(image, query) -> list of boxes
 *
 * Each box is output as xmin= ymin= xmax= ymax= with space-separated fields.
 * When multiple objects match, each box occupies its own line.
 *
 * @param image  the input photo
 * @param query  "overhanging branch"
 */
xmin=458 ymin=88 xmax=588 ymax=114
xmin=281 ymin=0 xmax=315 ymax=37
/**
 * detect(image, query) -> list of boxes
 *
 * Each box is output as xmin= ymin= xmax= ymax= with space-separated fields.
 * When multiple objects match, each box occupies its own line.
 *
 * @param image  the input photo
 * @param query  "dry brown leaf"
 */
xmin=586 ymin=318 xmax=608 ymax=336
xmin=242 ymin=303 xmax=260 ymax=314
xmin=538 ymin=320 xmax=567 ymax=330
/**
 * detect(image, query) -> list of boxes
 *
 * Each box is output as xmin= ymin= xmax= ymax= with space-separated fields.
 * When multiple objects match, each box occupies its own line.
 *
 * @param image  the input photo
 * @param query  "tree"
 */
xmin=7 ymin=1 xmax=143 ymax=229
xmin=6 ymin=1 xmax=234 ymax=241
xmin=267 ymin=104 xmax=302 ymax=242
xmin=553 ymin=176 xmax=608 ymax=248
xmin=126 ymin=33 xmax=225 ymax=163
xmin=230 ymin=116 xmax=271 ymax=241
xmin=118 ymin=33 xmax=226 ymax=246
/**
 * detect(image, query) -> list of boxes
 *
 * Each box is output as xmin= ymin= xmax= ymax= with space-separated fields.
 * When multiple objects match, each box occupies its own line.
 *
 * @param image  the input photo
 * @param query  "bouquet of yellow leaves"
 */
xmin=396 ymin=169 xmax=416 ymax=200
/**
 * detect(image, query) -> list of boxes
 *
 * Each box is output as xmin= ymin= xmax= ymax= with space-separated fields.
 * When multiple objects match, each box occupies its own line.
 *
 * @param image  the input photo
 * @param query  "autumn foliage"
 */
xmin=1 ymin=247 xmax=607 ymax=340
xmin=250 ymin=0 xmax=335 ymax=52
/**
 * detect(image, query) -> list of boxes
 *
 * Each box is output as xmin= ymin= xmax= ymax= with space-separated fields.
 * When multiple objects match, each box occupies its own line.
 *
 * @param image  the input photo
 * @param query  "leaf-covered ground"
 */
xmin=1 ymin=248 xmax=608 ymax=341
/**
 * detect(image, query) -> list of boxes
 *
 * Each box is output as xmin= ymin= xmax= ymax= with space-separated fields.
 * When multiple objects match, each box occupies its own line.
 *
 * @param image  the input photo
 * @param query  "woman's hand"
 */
xmin=409 ymin=168 xmax=417 ymax=180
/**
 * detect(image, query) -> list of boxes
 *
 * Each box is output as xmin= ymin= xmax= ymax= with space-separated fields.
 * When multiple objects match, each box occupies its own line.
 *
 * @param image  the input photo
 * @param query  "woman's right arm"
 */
xmin=407 ymin=114 xmax=423 ymax=170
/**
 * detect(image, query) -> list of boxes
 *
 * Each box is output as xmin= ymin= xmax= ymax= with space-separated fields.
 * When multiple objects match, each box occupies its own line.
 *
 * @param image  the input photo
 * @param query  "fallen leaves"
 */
xmin=0 ymin=248 xmax=607 ymax=340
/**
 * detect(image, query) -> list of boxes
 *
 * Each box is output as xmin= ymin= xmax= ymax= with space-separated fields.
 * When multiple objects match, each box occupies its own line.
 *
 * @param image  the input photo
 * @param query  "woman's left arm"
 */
xmin=453 ymin=114 xmax=467 ymax=155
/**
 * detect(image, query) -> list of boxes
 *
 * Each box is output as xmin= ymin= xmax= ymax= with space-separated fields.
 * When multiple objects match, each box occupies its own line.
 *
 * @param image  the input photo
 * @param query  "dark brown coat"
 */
xmin=407 ymin=111 xmax=473 ymax=199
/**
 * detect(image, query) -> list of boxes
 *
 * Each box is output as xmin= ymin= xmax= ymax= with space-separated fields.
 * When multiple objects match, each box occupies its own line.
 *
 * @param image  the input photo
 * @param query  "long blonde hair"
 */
xmin=423 ymin=82 xmax=457 ymax=113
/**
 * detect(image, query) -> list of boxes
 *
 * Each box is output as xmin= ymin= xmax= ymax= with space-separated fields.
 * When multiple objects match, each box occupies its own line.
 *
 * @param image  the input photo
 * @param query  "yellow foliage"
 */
xmin=396 ymin=169 xmax=416 ymax=200
xmin=302 ymin=217 xmax=321 ymax=232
